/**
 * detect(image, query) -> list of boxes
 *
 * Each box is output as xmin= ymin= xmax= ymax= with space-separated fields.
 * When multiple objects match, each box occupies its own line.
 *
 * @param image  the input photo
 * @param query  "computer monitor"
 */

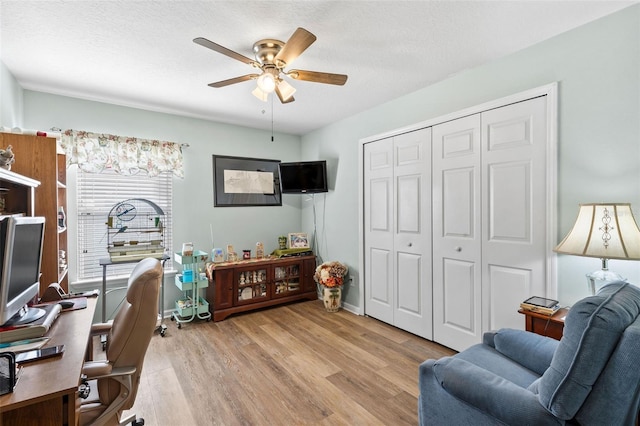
xmin=0 ymin=216 xmax=46 ymax=326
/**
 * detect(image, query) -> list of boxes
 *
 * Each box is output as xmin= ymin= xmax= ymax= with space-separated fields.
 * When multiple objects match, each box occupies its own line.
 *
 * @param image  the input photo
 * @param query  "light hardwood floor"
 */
xmin=114 ymin=300 xmax=455 ymax=425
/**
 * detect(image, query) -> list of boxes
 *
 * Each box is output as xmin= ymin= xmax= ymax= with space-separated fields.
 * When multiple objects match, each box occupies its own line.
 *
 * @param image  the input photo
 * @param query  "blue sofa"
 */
xmin=418 ymin=282 xmax=640 ymax=425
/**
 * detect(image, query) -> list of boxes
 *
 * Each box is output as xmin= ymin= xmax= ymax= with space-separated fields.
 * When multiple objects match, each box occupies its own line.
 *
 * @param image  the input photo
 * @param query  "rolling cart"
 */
xmin=171 ymin=250 xmax=211 ymax=328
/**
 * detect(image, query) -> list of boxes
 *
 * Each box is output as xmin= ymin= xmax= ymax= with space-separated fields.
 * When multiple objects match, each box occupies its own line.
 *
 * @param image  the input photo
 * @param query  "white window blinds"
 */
xmin=76 ymin=169 xmax=173 ymax=281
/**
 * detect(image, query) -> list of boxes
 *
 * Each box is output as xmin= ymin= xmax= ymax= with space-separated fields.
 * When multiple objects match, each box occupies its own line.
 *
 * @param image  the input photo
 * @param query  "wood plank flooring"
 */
xmin=113 ymin=300 xmax=455 ymax=425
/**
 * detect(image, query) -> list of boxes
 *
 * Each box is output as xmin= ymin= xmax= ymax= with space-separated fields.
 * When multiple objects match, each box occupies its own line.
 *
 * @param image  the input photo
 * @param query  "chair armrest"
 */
xmin=90 ymin=321 xmax=113 ymax=336
xmin=433 ymin=357 xmax=561 ymax=425
xmin=493 ymin=329 xmax=558 ymax=375
xmin=82 ymin=360 xmax=113 ymax=379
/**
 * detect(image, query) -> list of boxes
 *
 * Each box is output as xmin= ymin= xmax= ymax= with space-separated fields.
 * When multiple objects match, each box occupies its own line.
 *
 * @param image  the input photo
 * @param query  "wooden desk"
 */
xmin=0 ymin=298 xmax=97 ymax=425
xmin=519 ymin=307 xmax=568 ymax=341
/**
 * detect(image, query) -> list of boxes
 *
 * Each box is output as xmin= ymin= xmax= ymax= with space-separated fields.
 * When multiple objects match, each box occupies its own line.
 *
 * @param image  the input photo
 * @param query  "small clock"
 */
xmin=115 ymin=202 xmax=137 ymax=222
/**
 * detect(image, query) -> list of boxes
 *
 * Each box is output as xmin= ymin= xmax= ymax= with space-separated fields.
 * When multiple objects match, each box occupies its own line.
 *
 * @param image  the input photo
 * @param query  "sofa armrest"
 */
xmin=493 ymin=328 xmax=558 ymax=375
xmin=433 ymin=357 xmax=560 ymax=425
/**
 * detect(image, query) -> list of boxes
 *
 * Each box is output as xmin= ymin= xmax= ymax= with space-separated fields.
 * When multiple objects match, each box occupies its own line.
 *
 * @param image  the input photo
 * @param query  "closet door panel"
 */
xmin=481 ymin=96 xmax=548 ymax=333
xmin=488 ymin=161 xmax=531 ymax=242
xmin=433 ymin=115 xmax=482 ymax=351
xmin=393 ymin=129 xmax=432 ymax=339
xmin=364 ymin=138 xmax=394 ymax=323
xmin=442 ymin=258 xmax=476 ymax=333
xmin=396 ymin=251 xmax=422 ymax=313
xmin=488 ymin=265 xmax=532 ymax=330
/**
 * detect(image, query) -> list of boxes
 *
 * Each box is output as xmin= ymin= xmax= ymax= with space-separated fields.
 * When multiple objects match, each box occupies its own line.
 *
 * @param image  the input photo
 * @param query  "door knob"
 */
xmin=455 ymin=247 xmax=462 ymax=252
xmin=408 ymin=243 xmax=413 ymax=247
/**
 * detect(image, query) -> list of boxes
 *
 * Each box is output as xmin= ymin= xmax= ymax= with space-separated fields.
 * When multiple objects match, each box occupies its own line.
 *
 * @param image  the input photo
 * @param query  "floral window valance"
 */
xmin=60 ymin=129 xmax=184 ymax=178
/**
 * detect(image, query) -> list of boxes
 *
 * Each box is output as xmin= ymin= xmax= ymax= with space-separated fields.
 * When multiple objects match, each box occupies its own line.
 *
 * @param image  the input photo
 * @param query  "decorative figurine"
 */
xmin=278 ymin=235 xmax=287 ymax=250
xmin=212 ymin=248 xmax=225 ymax=263
xmin=0 ymin=145 xmax=15 ymax=170
xmin=226 ymin=244 xmax=238 ymax=262
xmin=256 ymin=242 xmax=264 ymax=259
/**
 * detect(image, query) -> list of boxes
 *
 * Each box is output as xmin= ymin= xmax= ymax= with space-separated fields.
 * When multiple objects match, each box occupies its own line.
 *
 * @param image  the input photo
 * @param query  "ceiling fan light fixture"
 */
xmin=277 ymin=79 xmax=296 ymax=101
xmin=252 ymin=86 xmax=269 ymax=102
xmin=257 ymin=72 xmax=276 ymax=93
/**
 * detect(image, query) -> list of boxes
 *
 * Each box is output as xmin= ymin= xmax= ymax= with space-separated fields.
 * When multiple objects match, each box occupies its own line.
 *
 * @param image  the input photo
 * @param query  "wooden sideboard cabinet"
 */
xmin=207 ymin=255 xmax=317 ymax=321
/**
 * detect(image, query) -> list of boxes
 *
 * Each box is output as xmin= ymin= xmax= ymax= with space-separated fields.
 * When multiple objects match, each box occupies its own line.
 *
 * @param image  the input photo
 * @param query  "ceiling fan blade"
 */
xmin=208 ymin=74 xmax=260 ymax=88
xmin=194 ymin=37 xmax=258 ymax=66
xmin=287 ymin=70 xmax=348 ymax=85
xmin=274 ymin=28 xmax=316 ymax=67
xmin=275 ymin=85 xmax=295 ymax=104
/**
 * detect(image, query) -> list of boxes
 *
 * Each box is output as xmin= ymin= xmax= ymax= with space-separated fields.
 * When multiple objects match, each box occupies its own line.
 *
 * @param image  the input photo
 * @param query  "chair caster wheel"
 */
xmin=131 ymin=418 xmax=144 ymax=426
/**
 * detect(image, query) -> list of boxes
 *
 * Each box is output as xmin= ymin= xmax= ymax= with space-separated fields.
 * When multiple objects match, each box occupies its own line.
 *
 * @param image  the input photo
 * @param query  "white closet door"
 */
xmin=364 ymin=129 xmax=431 ymax=339
xmin=481 ymin=96 xmax=548 ymax=332
xmin=393 ymin=129 xmax=432 ymax=339
xmin=432 ymin=115 xmax=482 ymax=351
xmin=364 ymin=137 xmax=394 ymax=323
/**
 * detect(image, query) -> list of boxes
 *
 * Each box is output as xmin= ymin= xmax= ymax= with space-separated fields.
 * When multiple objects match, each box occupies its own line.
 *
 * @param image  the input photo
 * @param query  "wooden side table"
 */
xmin=518 ymin=307 xmax=568 ymax=340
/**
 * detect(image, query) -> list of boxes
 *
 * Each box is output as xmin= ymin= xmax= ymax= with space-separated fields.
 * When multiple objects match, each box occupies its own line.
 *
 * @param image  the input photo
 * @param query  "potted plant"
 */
xmin=314 ymin=261 xmax=348 ymax=312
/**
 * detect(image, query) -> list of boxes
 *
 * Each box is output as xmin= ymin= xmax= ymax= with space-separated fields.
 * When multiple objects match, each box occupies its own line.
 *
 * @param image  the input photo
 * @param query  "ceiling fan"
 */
xmin=193 ymin=27 xmax=348 ymax=104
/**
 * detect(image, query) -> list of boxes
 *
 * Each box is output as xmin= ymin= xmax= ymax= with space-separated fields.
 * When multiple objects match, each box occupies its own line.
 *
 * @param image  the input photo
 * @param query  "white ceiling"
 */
xmin=1 ymin=1 xmax=636 ymax=135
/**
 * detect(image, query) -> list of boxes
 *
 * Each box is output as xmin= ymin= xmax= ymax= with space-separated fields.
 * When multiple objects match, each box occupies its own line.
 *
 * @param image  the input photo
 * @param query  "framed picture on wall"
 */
xmin=288 ymin=233 xmax=309 ymax=249
xmin=212 ymin=155 xmax=282 ymax=207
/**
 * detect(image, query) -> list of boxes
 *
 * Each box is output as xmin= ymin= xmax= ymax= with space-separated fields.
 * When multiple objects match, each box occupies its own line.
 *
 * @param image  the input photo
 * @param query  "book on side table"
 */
xmin=0 ymin=304 xmax=62 ymax=343
xmin=520 ymin=296 xmax=560 ymax=316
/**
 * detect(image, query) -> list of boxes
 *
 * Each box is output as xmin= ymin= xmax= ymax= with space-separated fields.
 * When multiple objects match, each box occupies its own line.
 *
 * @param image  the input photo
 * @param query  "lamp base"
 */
xmin=586 ymin=269 xmax=627 ymax=295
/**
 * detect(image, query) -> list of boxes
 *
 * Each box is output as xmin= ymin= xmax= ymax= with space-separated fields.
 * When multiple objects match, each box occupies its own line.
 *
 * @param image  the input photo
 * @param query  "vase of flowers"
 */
xmin=314 ymin=261 xmax=348 ymax=312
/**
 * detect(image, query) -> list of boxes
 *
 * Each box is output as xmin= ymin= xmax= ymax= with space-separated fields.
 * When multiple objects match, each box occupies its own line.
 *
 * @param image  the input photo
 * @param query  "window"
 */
xmin=76 ymin=169 xmax=173 ymax=281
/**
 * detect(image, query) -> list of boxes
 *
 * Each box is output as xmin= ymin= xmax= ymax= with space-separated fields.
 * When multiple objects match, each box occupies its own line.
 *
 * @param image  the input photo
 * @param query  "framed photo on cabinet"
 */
xmin=288 ymin=233 xmax=309 ymax=249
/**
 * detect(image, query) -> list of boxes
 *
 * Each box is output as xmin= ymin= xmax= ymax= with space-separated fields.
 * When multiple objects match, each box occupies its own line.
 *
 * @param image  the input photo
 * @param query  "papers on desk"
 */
xmin=0 ymin=337 xmax=50 ymax=353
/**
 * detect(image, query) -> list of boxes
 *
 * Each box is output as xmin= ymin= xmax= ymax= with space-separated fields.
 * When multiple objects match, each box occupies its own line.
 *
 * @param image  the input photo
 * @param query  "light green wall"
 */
xmin=0 ymin=60 xmax=23 ymax=127
xmin=303 ymin=5 xmax=640 ymax=307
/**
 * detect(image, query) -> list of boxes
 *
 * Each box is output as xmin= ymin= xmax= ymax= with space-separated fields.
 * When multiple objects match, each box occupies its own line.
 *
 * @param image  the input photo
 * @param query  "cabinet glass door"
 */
xmin=236 ymin=267 xmax=268 ymax=304
xmin=272 ymin=263 xmax=301 ymax=298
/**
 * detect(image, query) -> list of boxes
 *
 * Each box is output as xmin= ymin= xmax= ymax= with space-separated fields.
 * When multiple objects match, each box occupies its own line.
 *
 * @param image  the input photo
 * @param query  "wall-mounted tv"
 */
xmin=279 ymin=161 xmax=328 ymax=194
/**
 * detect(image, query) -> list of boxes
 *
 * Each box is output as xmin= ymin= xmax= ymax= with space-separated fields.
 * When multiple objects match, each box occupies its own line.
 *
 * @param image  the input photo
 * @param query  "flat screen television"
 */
xmin=279 ymin=161 xmax=328 ymax=194
xmin=0 ymin=216 xmax=46 ymax=326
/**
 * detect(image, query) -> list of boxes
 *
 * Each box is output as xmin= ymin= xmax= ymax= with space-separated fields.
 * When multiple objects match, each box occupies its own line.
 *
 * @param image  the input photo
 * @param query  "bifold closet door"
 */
xmin=433 ymin=96 xmax=549 ymax=352
xmin=364 ymin=137 xmax=395 ymax=324
xmin=481 ymin=96 xmax=548 ymax=333
xmin=364 ymin=129 xmax=432 ymax=339
xmin=432 ymin=115 xmax=482 ymax=351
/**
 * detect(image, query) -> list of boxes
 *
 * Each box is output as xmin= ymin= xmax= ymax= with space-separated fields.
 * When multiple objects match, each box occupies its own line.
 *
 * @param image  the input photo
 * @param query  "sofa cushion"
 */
xmin=533 ymin=282 xmax=640 ymax=419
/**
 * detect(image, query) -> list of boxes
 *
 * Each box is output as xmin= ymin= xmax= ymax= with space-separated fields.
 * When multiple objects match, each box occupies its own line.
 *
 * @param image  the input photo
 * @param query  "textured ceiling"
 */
xmin=0 ymin=1 xmax=636 ymax=135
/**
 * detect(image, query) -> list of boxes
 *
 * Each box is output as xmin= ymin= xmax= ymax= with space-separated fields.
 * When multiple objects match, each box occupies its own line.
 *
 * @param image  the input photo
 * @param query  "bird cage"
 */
xmin=106 ymin=198 xmax=166 ymax=262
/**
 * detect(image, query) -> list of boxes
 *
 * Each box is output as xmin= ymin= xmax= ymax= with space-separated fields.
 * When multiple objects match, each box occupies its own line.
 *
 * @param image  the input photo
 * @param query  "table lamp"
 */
xmin=554 ymin=203 xmax=640 ymax=295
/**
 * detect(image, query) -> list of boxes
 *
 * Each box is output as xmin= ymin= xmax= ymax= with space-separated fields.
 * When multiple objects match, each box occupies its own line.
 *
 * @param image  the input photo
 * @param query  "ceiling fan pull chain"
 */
xmin=271 ymin=95 xmax=275 ymax=142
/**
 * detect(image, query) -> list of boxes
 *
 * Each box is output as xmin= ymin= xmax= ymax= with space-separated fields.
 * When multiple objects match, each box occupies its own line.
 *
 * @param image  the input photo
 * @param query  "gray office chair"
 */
xmin=79 ymin=258 xmax=162 ymax=426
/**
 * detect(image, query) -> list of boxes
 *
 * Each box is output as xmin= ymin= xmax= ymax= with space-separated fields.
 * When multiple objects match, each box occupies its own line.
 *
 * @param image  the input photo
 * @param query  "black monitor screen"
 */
xmin=7 ymin=221 xmax=43 ymax=301
xmin=279 ymin=161 xmax=328 ymax=193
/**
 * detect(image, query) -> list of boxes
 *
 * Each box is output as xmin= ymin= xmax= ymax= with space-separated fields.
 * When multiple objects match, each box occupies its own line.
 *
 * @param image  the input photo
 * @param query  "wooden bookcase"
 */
xmin=0 ymin=168 xmax=39 ymax=217
xmin=0 ymin=133 xmax=68 ymax=295
xmin=206 ymin=255 xmax=317 ymax=321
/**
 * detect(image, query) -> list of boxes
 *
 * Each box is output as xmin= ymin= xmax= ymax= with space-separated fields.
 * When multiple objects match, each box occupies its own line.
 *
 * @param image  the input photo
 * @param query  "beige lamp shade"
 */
xmin=554 ymin=203 xmax=640 ymax=261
